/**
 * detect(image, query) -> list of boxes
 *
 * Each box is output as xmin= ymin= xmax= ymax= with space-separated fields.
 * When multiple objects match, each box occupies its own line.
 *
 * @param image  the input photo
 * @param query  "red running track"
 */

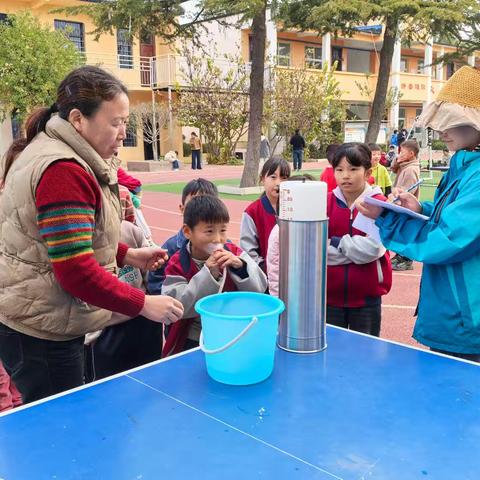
xmin=137 ymin=163 xmax=424 ymax=350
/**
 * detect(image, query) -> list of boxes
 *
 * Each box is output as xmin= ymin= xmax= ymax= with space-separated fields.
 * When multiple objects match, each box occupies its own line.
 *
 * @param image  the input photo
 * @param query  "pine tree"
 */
xmin=279 ymin=0 xmax=479 ymax=143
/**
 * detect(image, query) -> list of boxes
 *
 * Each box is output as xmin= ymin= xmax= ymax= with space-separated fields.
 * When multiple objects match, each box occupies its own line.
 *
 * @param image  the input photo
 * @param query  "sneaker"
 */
xmin=390 ymin=255 xmax=400 ymax=266
xmin=392 ymin=261 xmax=413 ymax=271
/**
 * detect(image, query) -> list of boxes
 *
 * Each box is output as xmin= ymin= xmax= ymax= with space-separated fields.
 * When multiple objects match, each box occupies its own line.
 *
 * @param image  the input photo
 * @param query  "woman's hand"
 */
xmin=388 ymin=188 xmax=422 ymax=213
xmin=140 ymin=295 xmax=184 ymax=324
xmin=125 ymin=246 xmax=169 ymax=271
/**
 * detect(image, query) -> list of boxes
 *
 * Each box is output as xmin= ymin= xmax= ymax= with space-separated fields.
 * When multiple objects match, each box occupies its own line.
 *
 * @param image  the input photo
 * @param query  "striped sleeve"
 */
xmin=37 ymin=201 xmax=95 ymax=263
xmin=36 ymin=161 xmax=145 ymax=318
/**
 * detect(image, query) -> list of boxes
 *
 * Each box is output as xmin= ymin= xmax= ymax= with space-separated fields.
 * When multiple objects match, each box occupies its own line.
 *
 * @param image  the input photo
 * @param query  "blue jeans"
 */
xmin=191 ymin=150 xmax=202 ymax=169
xmin=293 ymin=149 xmax=303 ymax=170
xmin=172 ymin=160 xmax=179 ymax=170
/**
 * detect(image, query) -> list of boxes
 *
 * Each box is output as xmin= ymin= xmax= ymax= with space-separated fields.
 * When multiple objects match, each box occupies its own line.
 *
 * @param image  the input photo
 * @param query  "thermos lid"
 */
xmin=279 ymin=180 xmax=327 ymax=221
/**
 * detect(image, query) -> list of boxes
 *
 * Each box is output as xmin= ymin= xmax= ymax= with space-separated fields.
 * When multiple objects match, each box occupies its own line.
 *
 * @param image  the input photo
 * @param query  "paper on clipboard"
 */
xmin=364 ymin=196 xmax=429 ymax=221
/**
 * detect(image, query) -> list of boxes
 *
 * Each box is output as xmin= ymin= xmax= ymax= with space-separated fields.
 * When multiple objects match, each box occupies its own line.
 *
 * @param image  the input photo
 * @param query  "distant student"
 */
xmin=390 ymin=129 xmax=399 ymax=147
xmin=162 ymin=195 xmax=267 ymax=355
xmin=259 ymin=133 xmax=271 ymax=172
xmin=240 ymin=158 xmax=291 ymax=271
xmin=148 ymin=178 xmax=218 ymax=295
xmin=390 ymin=140 xmax=421 ymax=271
xmin=368 ymin=143 xmax=392 ymax=196
xmin=165 ymin=150 xmax=180 ymax=171
xmin=327 ymin=142 xmax=392 ymax=336
xmin=320 ymin=144 xmax=340 ymax=192
xmin=386 ymin=145 xmax=397 ymax=167
xmin=267 ymin=174 xmax=315 ymax=297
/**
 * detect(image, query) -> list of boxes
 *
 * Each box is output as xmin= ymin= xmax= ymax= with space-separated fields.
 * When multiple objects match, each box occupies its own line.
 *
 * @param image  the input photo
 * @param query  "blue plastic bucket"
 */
xmin=195 ymin=292 xmax=285 ymax=385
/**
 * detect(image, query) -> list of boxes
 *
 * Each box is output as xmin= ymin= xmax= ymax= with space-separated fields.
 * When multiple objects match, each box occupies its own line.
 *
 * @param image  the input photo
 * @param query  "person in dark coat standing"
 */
xmin=289 ymin=129 xmax=306 ymax=171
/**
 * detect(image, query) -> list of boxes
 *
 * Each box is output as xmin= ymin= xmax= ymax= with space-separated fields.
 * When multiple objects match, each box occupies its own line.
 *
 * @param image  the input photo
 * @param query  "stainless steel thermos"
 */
xmin=277 ymin=180 xmax=328 ymax=353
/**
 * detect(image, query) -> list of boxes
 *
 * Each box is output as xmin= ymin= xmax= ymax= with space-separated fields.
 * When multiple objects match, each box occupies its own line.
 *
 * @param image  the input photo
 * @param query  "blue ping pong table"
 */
xmin=0 ymin=326 xmax=479 ymax=480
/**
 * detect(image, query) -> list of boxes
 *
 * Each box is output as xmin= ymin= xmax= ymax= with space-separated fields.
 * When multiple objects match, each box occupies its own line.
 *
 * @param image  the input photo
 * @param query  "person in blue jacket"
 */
xmin=358 ymin=66 xmax=480 ymax=362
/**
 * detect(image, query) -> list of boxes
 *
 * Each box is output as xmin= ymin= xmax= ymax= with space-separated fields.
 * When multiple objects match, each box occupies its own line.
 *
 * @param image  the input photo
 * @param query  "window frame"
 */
xmin=277 ymin=41 xmax=291 ymax=67
xmin=117 ymin=28 xmax=134 ymax=69
xmin=305 ymin=45 xmax=322 ymax=70
xmin=54 ymin=19 xmax=85 ymax=52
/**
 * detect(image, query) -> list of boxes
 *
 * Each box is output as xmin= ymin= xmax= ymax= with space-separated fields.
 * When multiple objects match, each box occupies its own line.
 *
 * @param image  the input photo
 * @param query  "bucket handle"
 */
xmin=199 ymin=316 xmax=258 ymax=355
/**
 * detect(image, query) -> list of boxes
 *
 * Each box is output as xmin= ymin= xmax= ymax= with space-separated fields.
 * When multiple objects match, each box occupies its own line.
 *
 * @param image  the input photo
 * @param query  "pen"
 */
xmin=392 ymin=178 xmax=424 ymax=203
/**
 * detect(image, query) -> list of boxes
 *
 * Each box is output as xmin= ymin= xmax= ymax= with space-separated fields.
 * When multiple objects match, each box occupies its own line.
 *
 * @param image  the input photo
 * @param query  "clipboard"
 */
xmin=364 ymin=196 xmax=429 ymax=221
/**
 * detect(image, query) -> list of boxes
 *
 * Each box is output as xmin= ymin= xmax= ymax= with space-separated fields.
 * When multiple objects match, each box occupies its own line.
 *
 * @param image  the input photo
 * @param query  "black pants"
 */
xmin=0 ymin=323 xmax=84 ymax=404
xmin=431 ymin=348 xmax=480 ymax=363
xmin=84 ymin=316 xmax=163 ymax=382
xmin=327 ymin=304 xmax=381 ymax=337
xmin=191 ymin=150 xmax=202 ymax=169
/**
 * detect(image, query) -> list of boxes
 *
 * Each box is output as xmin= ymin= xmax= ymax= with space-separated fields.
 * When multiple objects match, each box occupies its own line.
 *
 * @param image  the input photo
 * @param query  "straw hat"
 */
xmin=417 ymin=66 xmax=480 ymax=132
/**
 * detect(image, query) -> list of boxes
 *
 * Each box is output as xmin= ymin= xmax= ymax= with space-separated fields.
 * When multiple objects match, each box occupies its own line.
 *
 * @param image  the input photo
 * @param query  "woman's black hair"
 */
xmin=259 ymin=157 xmax=291 ymax=182
xmin=332 ymin=142 xmax=372 ymax=170
xmin=2 ymin=65 xmax=128 ymax=184
xmin=183 ymin=194 xmax=229 ymax=229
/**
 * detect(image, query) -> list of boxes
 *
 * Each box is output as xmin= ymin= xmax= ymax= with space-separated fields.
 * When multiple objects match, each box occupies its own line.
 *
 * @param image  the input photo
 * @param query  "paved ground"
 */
xmin=135 ymin=162 xmax=423 ymax=349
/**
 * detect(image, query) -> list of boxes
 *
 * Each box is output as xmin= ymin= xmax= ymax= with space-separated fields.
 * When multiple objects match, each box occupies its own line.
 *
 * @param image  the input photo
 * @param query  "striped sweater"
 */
xmin=35 ymin=160 xmax=145 ymax=318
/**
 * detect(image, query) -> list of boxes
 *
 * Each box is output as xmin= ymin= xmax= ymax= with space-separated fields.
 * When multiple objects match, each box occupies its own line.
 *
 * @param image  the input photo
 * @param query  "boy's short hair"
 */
xmin=326 ymin=144 xmax=340 ymax=164
xmin=259 ymin=157 xmax=291 ymax=181
xmin=389 ymin=144 xmax=395 ymax=149
xmin=332 ymin=142 xmax=372 ymax=170
xmin=184 ymin=195 xmax=229 ymax=229
xmin=181 ymin=178 xmax=218 ymax=205
xmin=368 ymin=143 xmax=382 ymax=152
xmin=401 ymin=140 xmax=419 ymax=156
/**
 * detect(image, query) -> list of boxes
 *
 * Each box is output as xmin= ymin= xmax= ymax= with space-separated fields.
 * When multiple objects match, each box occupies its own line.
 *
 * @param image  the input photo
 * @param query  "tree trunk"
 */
xmin=365 ymin=16 xmax=399 ymax=144
xmin=240 ymin=3 xmax=267 ymax=188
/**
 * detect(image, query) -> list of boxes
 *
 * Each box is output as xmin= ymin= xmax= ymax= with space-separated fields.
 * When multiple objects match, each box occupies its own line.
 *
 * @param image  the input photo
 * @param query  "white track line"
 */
xmin=142 ymin=203 xmax=241 ymax=225
xmin=382 ymin=304 xmax=416 ymax=310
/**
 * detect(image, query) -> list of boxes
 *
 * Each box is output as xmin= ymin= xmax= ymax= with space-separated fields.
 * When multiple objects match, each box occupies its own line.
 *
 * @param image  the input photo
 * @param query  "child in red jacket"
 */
xmin=240 ymin=158 xmax=291 ymax=271
xmin=320 ymin=144 xmax=340 ymax=192
xmin=162 ymin=195 xmax=267 ymax=356
xmin=327 ymin=143 xmax=392 ymax=336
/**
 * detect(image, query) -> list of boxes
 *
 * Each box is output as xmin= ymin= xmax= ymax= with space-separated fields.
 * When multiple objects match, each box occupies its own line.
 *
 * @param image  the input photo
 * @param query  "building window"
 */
xmin=332 ymin=47 xmax=343 ymax=71
xmin=277 ymin=42 xmax=291 ymax=67
xmin=417 ymin=59 xmax=424 ymax=74
xmin=0 ymin=13 xmax=8 ymax=24
xmin=54 ymin=20 xmax=85 ymax=52
xmin=123 ymin=118 xmax=137 ymax=147
xmin=117 ymin=29 xmax=133 ymax=69
xmin=446 ymin=62 xmax=456 ymax=79
xmin=399 ymin=107 xmax=406 ymax=129
xmin=248 ymin=35 xmax=254 ymax=62
xmin=305 ymin=46 xmax=322 ymax=69
xmin=346 ymin=103 xmax=370 ymax=120
xmin=400 ymin=58 xmax=408 ymax=73
xmin=346 ymin=49 xmax=371 ymax=74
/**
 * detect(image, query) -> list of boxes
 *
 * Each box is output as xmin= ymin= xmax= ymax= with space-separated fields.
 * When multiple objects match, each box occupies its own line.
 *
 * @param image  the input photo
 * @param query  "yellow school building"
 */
xmin=0 ymin=1 xmax=478 ymax=160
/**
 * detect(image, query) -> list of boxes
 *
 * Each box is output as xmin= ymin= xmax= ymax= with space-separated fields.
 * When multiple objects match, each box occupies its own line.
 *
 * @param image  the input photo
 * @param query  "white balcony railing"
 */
xmin=83 ymin=51 xmax=153 ymax=89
